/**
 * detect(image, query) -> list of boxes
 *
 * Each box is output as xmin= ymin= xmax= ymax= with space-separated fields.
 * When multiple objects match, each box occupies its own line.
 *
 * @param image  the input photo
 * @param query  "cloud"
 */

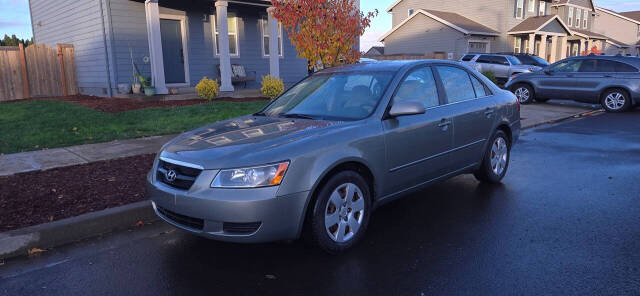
xmin=360 ymin=30 xmax=384 ymax=52
xmin=0 ymin=20 xmax=29 ymax=27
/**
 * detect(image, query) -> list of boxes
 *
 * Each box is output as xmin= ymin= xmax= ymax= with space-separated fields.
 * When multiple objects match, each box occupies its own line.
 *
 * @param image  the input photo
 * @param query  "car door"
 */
xmin=491 ymin=56 xmax=511 ymax=79
xmin=536 ymin=59 xmax=582 ymax=99
xmin=434 ymin=65 xmax=497 ymax=170
xmin=571 ymin=59 xmax=608 ymax=103
xmin=382 ymin=66 xmax=453 ymax=195
xmin=474 ymin=55 xmax=493 ymax=74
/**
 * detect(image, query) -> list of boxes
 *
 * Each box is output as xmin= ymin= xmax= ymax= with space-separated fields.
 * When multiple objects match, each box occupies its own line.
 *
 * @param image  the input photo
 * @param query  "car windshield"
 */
xmin=530 ymin=55 xmax=549 ymax=66
xmin=506 ymin=56 xmax=522 ymax=65
xmin=259 ymin=72 xmax=394 ymax=121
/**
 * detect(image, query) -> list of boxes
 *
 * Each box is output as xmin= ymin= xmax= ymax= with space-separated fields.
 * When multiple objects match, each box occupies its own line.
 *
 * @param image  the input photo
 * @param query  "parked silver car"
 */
xmin=506 ymin=55 xmax=640 ymax=113
xmin=460 ymin=53 xmax=542 ymax=84
xmin=147 ymin=60 xmax=521 ymax=253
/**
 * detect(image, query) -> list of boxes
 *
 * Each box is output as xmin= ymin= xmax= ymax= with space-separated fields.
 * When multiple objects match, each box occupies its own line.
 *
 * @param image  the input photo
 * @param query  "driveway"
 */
xmin=520 ymin=100 xmax=600 ymax=129
xmin=1 ymin=110 xmax=639 ymax=295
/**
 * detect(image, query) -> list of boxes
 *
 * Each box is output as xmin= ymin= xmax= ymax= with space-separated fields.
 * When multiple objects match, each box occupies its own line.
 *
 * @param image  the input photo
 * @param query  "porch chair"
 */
xmin=216 ymin=64 xmax=257 ymax=88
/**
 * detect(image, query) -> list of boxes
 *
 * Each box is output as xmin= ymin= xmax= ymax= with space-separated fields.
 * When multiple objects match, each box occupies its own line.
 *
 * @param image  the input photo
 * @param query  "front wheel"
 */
xmin=601 ymin=89 xmax=631 ymax=113
xmin=474 ymin=130 xmax=511 ymax=184
xmin=308 ymin=171 xmax=371 ymax=254
xmin=512 ymin=84 xmax=535 ymax=104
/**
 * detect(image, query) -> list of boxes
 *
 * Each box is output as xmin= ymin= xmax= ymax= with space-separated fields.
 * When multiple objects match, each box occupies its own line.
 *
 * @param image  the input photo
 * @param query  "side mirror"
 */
xmin=388 ymin=101 xmax=426 ymax=117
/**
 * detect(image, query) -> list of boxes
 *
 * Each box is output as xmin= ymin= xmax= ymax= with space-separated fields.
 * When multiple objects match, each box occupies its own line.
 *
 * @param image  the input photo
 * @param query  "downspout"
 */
xmin=105 ymin=0 xmax=119 ymax=91
xmin=98 ymin=0 xmax=113 ymax=97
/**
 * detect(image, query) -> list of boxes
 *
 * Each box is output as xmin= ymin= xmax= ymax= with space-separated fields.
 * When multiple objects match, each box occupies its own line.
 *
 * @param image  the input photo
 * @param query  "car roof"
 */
xmin=317 ymin=60 xmax=461 ymax=74
xmin=565 ymin=55 xmax=640 ymax=67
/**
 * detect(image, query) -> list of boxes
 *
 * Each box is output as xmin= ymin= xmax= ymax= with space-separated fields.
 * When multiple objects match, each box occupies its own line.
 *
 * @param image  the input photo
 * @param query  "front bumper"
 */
xmin=146 ymin=171 xmax=310 ymax=243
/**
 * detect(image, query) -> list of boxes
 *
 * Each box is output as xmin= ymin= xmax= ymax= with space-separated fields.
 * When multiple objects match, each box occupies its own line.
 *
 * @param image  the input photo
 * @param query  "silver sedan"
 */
xmin=147 ymin=60 xmax=521 ymax=253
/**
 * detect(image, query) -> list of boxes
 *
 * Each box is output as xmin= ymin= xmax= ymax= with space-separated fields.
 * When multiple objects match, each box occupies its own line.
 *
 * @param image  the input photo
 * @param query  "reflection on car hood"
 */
xmin=512 ymin=64 xmax=541 ymax=71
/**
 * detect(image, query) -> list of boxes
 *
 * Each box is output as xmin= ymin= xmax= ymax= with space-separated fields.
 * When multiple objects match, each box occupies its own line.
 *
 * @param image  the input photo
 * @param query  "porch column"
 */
xmin=528 ymin=33 xmax=536 ymax=54
xmin=145 ymin=0 xmax=168 ymax=94
xmin=539 ymin=34 xmax=548 ymax=60
xmin=560 ymin=36 xmax=568 ymax=59
xmin=580 ymin=39 xmax=587 ymax=55
xmin=216 ymin=1 xmax=234 ymax=92
xmin=267 ymin=7 xmax=280 ymax=79
xmin=549 ymin=35 xmax=558 ymax=63
xmin=587 ymin=39 xmax=594 ymax=53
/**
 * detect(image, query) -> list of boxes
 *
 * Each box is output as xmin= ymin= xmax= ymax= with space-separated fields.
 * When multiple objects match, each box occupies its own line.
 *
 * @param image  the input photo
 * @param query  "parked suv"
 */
xmin=460 ymin=54 xmax=542 ymax=84
xmin=496 ymin=53 xmax=550 ymax=68
xmin=506 ymin=55 xmax=640 ymax=112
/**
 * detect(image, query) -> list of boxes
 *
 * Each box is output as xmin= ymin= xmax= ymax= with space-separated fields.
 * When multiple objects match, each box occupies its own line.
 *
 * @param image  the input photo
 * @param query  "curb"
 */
xmin=521 ymin=109 xmax=603 ymax=130
xmin=0 ymin=201 xmax=157 ymax=260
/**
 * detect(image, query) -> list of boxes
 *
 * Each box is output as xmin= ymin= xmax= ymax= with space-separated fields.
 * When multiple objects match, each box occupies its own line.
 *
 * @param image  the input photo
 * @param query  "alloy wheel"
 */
xmin=324 ymin=183 xmax=365 ymax=243
xmin=604 ymin=92 xmax=626 ymax=111
xmin=514 ymin=87 xmax=530 ymax=103
xmin=490 ymin=137 xmax=508 ymax=176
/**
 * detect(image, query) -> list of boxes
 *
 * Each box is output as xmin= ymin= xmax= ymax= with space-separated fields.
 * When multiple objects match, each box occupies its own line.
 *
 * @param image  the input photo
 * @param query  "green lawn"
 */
xmin=0 ymin=100 xmax=268 ymax=154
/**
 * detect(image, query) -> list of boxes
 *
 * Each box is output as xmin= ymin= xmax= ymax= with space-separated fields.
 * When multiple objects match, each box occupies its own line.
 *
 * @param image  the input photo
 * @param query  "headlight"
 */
xmin=211 ymin=162 xmax=289 ymax=188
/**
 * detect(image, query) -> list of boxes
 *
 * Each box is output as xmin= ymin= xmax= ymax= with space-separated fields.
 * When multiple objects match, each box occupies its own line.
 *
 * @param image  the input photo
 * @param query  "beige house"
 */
xmin=593 ymin=8 xmax=640 ymax=55
xmin=380 ymin=0 xmax=639 ymax=61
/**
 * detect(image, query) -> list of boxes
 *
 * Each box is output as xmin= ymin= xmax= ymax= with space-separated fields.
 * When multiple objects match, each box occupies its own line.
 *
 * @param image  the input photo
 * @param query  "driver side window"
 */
xmin=393 ymin=67 xmax=440 ymax=108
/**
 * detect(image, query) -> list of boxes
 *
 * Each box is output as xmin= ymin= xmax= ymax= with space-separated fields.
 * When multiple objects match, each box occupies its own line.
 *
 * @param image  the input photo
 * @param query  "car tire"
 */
xmin=601 ymin=89 xmax=631 ymax=113
xmin=474 ymin=130 xmax=511 ymax=184
xmin=512 ymin=84 xmax=535 ymax=104
xmin=535 ymin=97 xmax=550 ymax=103
xmin=308 ymin=171 xmax=371 ymax=254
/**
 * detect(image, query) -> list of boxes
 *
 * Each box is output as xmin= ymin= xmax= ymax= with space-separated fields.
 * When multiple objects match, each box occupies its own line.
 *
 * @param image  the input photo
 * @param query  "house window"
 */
xmin=583 ymin=10 xmax=588 ymax=28
xmin=539 ymin=1 xmax=546 ymax=16
xmin=213 ymin=14 xmax=239 ymax=56
xmin=261 ymin=17 xmax=283 ymax=57
xmin=568 ymin=7 xmax=574 ymax=27
xmin=514 ymin=37 xmax=522 ymax=53
xmin=516 ymin=0 xmax=524 ymax=19
xmin=408 ymin=9 xmax=414 ymax=16
xmin=528 ymin=0 xmax=535 ymax=13
xmin=575 ymin=8 xmax=581 ymax=28
xmin=524 ymin=38 xmax=530 ymax=54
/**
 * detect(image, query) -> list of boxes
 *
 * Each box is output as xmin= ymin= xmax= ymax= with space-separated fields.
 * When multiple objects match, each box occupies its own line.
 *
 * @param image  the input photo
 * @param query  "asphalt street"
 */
xmin=1 ymin=109 xmax=639 ymax=296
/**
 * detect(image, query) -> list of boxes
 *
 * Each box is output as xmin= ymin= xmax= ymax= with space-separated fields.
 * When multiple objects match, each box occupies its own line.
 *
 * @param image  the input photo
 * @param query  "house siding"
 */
xmin=108 ymin=0 xmax=307 ymax=90
xmin=593 ymin=10 xmax=638 ymax=47
xmin=29 ymin=0 xmax=112 ymax=96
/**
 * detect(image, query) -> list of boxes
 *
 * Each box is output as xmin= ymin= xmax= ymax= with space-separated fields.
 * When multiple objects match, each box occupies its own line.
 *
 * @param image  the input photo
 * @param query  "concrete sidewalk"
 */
xmin=0 ymin=135 xmax=176 ymax=177
xmin=0 ymin=101 xmax=599 ymax=177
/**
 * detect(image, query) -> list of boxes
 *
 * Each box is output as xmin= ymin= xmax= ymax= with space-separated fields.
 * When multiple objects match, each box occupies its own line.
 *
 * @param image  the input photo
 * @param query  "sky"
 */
xmin=0 ymin=0 xmax=638 ymax=49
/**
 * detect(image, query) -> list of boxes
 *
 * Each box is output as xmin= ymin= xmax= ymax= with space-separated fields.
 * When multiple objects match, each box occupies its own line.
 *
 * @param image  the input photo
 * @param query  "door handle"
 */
xmin=604 ymin=74 xmax=613 ymax=78
xmin=485 ymin=108 xmax=495 ymax=117
xmin=438 ymin=119 xmax=452 ymax=129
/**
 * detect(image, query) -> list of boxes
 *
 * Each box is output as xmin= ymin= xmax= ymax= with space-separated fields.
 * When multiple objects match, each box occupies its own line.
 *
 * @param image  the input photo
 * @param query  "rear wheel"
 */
xmin=474 ymin=130 xmax=511 ymax=184
xmin=308 ymin=171 xmax=371 ymax=254
xmin=512 ymin=84 xmax=534 ymax=104
xmin=601 ymin=89 xmax=631 ymax=113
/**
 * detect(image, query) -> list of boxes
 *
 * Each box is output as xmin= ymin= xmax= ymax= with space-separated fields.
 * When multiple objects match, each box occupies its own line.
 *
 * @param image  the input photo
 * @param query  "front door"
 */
xmin=537 ymin=59 xmax=582 ymax=99
xmin=382 ymin=66 xmax=453 ymax=196
xmin=160 ymin=19 xmax=186 ymax=84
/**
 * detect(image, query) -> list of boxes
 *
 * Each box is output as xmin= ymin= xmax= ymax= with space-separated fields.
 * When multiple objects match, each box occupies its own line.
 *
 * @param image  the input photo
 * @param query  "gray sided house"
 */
xmin=28 ymin=0 xmax=308 ymax=97
xmin=379 ymin=0 xmax=638 ymax=62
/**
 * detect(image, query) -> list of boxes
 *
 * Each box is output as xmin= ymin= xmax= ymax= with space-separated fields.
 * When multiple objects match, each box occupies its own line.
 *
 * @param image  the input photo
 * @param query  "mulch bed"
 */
xmin=0 ymin=154 xmax=156 ymax=232
xmin=2 ymin=95 xmax=270 ymax=113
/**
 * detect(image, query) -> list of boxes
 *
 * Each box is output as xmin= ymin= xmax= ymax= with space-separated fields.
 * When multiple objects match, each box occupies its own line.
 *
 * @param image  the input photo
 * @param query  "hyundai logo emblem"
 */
xmin=165 ymin=170 xmax=177 ymax=182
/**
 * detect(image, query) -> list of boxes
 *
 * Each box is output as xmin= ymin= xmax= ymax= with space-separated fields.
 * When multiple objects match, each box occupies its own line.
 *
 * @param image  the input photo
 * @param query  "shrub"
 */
xmin=481 ymin=71 xmax=498 ymax=85
xmin=261 ymin=75 xmax=285 ymax=99
xmin=196 ymin=77 xmax=219 ymax=101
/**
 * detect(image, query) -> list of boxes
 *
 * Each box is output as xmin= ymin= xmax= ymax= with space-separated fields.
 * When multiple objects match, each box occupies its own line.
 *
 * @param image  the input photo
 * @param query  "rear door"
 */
xmin=536 ymin=59 xmax=582 ymax=99
xmin=382 ymin=66 xmax=453 ymax=195
xmin=434 ymin=65 xmax=497 ymax=170
xmin=571 ymin=59 xmax=609 ymax=103
xmin=474 ymin=55 xmax=493 ymax=73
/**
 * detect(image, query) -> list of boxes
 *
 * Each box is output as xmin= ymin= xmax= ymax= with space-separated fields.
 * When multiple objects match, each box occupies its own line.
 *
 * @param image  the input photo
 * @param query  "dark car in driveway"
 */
xmin=506 ymin=55 xmax=640 ymax=112
xmin=147 ymin=60 xmax=520 ymax=253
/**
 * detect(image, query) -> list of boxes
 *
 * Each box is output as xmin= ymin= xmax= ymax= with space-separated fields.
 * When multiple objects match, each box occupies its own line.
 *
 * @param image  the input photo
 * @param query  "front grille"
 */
xmin=157 ymin=160 xmax=202 ymax=190
xmin=157 ymin=206 xmax=204 ymax=230
xmin=223 ymin=222 xmax=262 ymax=234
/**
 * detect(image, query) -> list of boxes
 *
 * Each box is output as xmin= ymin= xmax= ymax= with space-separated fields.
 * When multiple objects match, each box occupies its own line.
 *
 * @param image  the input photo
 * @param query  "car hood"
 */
xmin=159 ymin=115 xmax=346 ymax=169
xmin=512 ymin=64 xmax=541 ymax=72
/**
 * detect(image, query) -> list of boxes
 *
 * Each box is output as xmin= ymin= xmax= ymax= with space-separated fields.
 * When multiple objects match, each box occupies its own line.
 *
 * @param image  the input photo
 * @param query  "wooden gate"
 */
xmin=0 ymin=43 xmax=77 ymax=101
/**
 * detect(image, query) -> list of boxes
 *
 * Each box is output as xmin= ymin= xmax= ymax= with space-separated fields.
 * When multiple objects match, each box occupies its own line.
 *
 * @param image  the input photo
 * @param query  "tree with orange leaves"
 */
xmin=582 ymin=45 xmax=602 ymax=56
xmin=270 ymin=0 xmax=377 ymax=70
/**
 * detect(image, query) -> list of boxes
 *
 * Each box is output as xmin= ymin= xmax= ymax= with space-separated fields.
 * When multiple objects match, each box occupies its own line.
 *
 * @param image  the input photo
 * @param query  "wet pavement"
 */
xmin=1 ymin=110 xmax=639 ymax=295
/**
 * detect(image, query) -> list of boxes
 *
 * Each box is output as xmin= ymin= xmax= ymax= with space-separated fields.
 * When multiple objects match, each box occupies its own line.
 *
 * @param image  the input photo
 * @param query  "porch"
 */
xmin=508 ymin=15 xmax=573 ymax=63
xmin=131 ymin=0 xmax=294 ymax=95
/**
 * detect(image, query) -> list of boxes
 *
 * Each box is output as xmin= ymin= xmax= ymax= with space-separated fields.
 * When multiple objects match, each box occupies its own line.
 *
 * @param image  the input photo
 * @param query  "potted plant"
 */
xmin=139 ymin=75 xmax=155 ymax=96
xmin=132 ymin=75 xmax=142 ymax=94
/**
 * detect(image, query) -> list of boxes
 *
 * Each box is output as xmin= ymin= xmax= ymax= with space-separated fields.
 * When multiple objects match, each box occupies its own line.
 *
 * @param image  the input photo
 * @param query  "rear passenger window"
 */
xmin=394 ymin=67 xmax=440 ymax=108
xmin=436 ymin=66 xmax=476 ymax=103
xmin=578 ymin=59 xmax=598 ymax=72
xmin=476 ymin=55 xmax=492 ymax=64
xmin=493 ymin=56 xmax=509 ymax=65
xmin=612 ymin=61 xmax=637 ymax=72
xmin=470 ymin=75 xmax=489 ymax=97
xmin=461 ymin=55 xmax=475 ymax=62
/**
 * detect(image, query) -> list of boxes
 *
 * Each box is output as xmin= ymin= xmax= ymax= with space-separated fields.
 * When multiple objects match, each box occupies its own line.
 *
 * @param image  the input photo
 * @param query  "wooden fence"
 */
xmin=0 ymin=43 xmax=78 ymax=101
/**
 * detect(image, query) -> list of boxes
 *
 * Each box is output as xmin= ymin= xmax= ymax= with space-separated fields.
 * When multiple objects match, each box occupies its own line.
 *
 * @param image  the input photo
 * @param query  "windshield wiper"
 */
xmin=281 ymin=113 xmax=317 ymax=120
xmin=253 ymin=111 xmax=267 ymax=116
